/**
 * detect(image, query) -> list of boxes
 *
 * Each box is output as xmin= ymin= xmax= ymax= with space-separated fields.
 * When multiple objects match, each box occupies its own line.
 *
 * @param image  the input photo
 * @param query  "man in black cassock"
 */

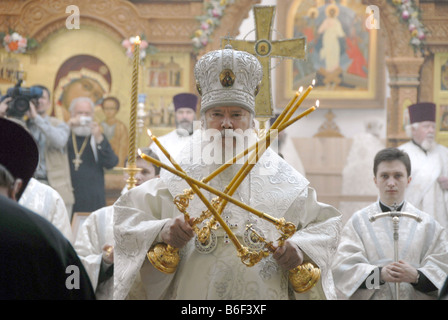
xmin=0 ymin=117 xmax=95 ymax=300
xmin=67 ymin=97 xmax=118 ymax=216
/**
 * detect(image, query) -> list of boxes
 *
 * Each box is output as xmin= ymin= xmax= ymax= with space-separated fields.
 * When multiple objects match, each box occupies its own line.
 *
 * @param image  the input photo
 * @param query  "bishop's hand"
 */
xmin=273 ymin=240 xmax=304 ymax=271
xmin=160 ymin=215 xmax=195 ymax=249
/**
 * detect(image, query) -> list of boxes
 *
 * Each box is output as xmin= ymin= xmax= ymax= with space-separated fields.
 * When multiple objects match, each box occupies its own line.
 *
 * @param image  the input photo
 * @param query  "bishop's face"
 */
xmin=374 ymin=160 xmax=411 ymax=207
xmin=203 ymin=106 xmax=253 ymax=149
xmin=204 ymin=106 xmax=252 ymax=132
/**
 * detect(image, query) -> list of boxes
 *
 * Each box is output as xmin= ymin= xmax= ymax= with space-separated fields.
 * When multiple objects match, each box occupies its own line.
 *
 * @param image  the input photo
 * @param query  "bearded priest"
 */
xmin=67 ymin=97 xmax=118 ymax=217
xmin=399 ymin=102 xmax=448 ymax=228
xmin=113 ymin=45 xmax=342 ymax=300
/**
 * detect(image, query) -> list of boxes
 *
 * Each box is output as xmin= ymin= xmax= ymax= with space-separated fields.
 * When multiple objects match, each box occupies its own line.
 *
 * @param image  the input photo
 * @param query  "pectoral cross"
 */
xmin=73 ymin=155 xmax=82 ymax=171
xmin=222 ymin=5 xmax=306 ymax=131
xmin=215 ymin=210 xmax=238 ymax=244
xmin=392 ymin=202 xmax=398 ymax=212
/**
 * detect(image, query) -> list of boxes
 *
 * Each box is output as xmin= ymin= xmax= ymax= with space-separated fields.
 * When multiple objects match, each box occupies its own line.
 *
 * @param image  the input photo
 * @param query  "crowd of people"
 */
xmin=1 ymin=44 xmax=448 ymax=301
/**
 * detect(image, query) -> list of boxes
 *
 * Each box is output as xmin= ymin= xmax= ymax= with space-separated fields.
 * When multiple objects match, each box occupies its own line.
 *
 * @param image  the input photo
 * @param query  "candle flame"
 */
xmin=299 ymin=86 xmax=304 ymax=93
xmin=137 ymin=148 xmax=142 ymax=156
xmin=316 ymin=100 xmax=320 ymax=108
xmin=147 ymin=129 xmax=153 ymax=137
xmin=312 ymin=79 xmax=316 ymax=86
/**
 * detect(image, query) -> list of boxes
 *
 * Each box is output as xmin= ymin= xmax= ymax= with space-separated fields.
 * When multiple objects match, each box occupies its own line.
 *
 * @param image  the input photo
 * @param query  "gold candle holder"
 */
xmin=147 ymin=244 xmax=180 ymax=274
xmin=123 ymin=165 xmax=141 ymax=190
xmin=142 ymin=130 xmax=249 ymax=273
xmin=289 ymin=262 xmax=321 ymax=293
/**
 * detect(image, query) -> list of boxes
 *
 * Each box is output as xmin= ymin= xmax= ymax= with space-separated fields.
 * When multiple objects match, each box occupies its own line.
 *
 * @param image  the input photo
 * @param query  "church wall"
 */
xmin=238 ymin=0 xmax=389 ymax=141
xmin=2 ymin=0 xmax=447 ymax=215
xmin=22 ymin=26 xmax=132 ymax=126
xmin=236 ymin=0 xmax=442 ymax=217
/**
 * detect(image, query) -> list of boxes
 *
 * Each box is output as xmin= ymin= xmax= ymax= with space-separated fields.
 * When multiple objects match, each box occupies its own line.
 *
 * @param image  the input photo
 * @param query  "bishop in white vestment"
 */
xmin=113 ymin=45 xmax=342 ymax=300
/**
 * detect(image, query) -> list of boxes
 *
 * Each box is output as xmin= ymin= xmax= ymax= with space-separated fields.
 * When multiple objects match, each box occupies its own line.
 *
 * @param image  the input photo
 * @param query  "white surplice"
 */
xmin=113 ymin=131 xmax=342 ymax=300
xmin=270 ymin=135 xmax=306 ymax=177
xmin=74 ymin=205 xmax=114 ymax=300
xmin=399 ymin=141 xmax=448 ymax=228
xmin=332 ymin=202 xmax=448 ymax=300
xmin=19 ymin=177 xmax=73 ymax=242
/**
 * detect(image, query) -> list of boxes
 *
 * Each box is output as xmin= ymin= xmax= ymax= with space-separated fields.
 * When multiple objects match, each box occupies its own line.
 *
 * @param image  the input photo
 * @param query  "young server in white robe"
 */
xmin=332 ymin=147 xmax=448 ymax=299
xmin=74 ymin=148 xmax=161 ymax=300
xmin=20 ymin=177 xmax=73 ymax=242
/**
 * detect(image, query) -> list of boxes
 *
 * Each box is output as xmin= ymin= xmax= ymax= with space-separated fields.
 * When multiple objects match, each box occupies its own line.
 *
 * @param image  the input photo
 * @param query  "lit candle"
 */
xmin=127 ymin=36 xmax=141 ymax=167
xmin=142 ymin=132 xmax=245 ymax=251
xmin=271 ymin=86 xmax=303 ymax=130
xmin=279 ymin=100 xmax=319 ymax=131
xmin=148 ymin=129 xmax=178 ymax=169
xmin=203 ymin=82 xmax=312 ymax=184
xmin=217 ymin=99 xmax=320 ymax=215
xmin=283 ymin=79 xmax=315 ymax=125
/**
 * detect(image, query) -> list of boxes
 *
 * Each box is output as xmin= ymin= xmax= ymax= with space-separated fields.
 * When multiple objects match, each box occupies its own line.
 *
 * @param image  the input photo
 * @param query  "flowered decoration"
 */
xmin=192 ymin=0 xmax=235 ymax=52
xmin=1 ymin=30 xmax=38 ymax=54
xmin=388 ymin=0 xmax=427 ymax=54
xmin=122 ymin=34 xmax=157 ymax=61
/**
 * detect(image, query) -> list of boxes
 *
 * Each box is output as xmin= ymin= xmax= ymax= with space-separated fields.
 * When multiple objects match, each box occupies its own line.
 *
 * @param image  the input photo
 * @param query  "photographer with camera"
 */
xmin=0 ymin=82 xmax=75 ymax=219
xmin=67 ymin=97 xmax=118 ymax=216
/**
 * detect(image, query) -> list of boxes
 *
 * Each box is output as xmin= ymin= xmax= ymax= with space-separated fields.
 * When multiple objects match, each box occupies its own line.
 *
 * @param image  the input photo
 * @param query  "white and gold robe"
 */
xmin=332 ymin=202 xmax=448 ymax=300
xmin=113 ymin=132 xmax=342 ymax=300
xmin=399 ymin=141 xmax=448 ymax=228
xmin=19 ymin=177 xmax=73 ymax=242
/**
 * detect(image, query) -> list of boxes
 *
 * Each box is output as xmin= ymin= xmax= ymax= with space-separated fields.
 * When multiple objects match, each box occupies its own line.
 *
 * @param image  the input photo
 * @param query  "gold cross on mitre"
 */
xmin=221 ymin=5 xmax=306 ymax=133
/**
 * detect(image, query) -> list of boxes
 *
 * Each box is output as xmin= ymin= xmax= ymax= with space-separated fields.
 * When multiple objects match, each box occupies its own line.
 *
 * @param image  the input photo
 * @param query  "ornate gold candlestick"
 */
xmin=147 ymin=243 xmax=180 ymax=274
xmin=289 ymin=262 xmax=321 ymax=293
xmin=143 ymin=131 xmax=253 ymax=273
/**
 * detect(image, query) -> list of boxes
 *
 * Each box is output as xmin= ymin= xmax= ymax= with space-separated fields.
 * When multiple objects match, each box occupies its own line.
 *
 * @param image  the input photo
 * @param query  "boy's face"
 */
xmin=124 ymin=158 xmax=159 ymax=187
xmin=135 ymin=158 xmax=158 ymax=186
xmin=374 ymin=160 xmax=411 ymax=206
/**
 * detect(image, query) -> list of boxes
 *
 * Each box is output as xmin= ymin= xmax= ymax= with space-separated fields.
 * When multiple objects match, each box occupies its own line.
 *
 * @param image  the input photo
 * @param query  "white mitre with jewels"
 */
xmin=194 ymin=44 xmax=263 ymax=115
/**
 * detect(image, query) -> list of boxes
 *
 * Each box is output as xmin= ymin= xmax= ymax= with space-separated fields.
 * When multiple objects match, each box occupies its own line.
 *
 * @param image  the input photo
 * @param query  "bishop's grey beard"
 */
xmin=72 ymin=125 xmax=91 ymax=137
xmin=198 ymin=128 xmax=258 ymax=165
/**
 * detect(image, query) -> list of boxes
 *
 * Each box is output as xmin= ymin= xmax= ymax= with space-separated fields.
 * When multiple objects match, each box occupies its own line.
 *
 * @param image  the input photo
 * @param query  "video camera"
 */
xmin=1 ymin=80 xmax=43 ymax=118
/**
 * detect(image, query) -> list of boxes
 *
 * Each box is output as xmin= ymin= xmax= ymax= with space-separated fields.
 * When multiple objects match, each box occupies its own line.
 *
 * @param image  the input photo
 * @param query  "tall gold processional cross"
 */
xmin=222 ymin=5 xmax=306 ymax=132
